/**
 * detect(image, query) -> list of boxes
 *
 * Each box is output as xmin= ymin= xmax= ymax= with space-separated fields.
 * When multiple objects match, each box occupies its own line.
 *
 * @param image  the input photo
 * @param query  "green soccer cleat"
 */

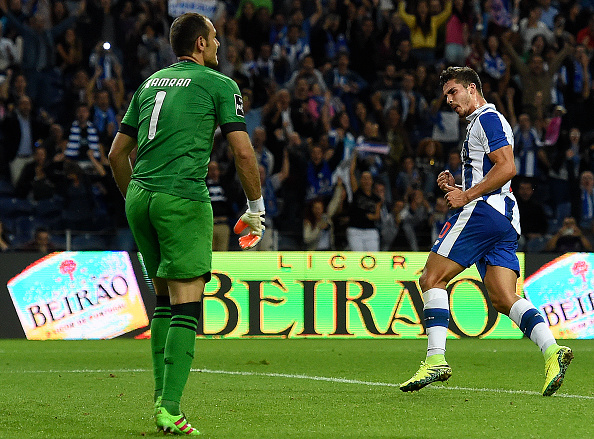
xmin=400 ymin=360 xmax=452 ymax=392
xmin=154 ymin=396 xmax=162 ymax=418
xmin=542 ymin=346 xmax=573 ymax=396
xmin=155 ymin=406 xmax=200 ymax=436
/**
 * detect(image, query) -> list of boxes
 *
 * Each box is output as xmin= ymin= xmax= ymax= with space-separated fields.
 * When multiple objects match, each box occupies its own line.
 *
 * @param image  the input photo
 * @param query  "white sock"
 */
xmin=509 ymin=298 xmax=556 ymax=354
xmin=423 ymin=288 xmax=449 ymax=357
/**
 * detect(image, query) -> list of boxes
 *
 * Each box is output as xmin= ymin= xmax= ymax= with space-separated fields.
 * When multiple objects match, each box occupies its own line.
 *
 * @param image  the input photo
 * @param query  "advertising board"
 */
xmin=525 ymin=252 xmax=594 ymax=339
xmin=6 ymin=252 xmax=149 ymax=339
xmin=198 ymin=252 xmax=524 ymax=339
xmin=0 ymin=251 xmax=528 ymax=339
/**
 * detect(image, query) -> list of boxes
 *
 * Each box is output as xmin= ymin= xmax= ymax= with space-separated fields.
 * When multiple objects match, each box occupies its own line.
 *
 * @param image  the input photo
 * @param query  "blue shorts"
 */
xmin=431 ymin=200 xmax=520 ymax=280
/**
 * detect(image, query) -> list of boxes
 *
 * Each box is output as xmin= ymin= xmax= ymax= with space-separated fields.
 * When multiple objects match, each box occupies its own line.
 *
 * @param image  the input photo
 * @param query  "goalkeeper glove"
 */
xmin=234 ymin=196 xmax=265 ymax=250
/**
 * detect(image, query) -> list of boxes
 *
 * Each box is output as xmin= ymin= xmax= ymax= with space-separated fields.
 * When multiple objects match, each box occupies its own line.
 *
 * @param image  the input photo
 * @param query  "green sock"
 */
xmin=161 ymin=302 xmax=201 ymax=416
xmin=544 ymin=343 xmax=560 ymax=360
xmin=151 ymin=296 xmax=171 ymax=403
xmin=426 ymin=354 xmax=446 ymax=366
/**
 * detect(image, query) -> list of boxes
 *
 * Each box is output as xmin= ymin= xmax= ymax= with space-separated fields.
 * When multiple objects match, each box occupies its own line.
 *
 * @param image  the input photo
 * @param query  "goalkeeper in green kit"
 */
xmin=108 ymin=13 xmax=264 ymax=435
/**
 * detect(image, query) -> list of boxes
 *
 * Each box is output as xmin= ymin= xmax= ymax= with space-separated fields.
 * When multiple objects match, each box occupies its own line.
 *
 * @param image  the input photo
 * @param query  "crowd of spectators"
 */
xmin=2 ymin=0 xmax=594 ymax=253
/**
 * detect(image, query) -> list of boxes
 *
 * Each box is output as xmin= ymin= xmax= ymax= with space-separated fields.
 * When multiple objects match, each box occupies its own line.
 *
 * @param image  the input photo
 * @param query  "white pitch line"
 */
xmin=3 ymin=367 xmax=593 ymax=400
xmin=3 ymin=368 xmax=149 ymax=374
xmin=194 ymin=368 xmax=594 ymax=400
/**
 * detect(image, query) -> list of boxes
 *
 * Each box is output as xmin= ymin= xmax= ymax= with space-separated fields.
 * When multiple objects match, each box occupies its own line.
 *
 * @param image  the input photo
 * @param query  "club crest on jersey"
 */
xmin=234 ymin=94 xmax=244 ymax=117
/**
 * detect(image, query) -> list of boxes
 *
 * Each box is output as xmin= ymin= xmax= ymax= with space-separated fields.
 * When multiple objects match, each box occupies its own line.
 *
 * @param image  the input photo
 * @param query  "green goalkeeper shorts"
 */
xmin=125 ymin=180 xmax=213 ymax=280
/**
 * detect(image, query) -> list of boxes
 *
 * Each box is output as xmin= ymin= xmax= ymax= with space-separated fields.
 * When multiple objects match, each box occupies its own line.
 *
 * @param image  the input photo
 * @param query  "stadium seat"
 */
xmin=14 ymin=215 xmax=42 ymax=245
xmin=0 ymin=197 xmax=34 ymax=219
xmin=71 ymin=233 xmax=107 ymax=251
xmin=110 ymin=228 xmax=137 ymax=252
xmin=34 ymin=197 xmax=64 ymax=218
xmin=555 ymin=202 xmax=572 ymax=224
xmin=548 ymin=218 xmax=561 ymax=235
xmin=51 ymin=232 xmax=67 ymax=251
xmin=1 ymin=218 xmax=17 ymax=246
xmin=0 ymin=180 xmax=15 ymax=197
xmin=526 ymin=236 xmax=547 ymax=253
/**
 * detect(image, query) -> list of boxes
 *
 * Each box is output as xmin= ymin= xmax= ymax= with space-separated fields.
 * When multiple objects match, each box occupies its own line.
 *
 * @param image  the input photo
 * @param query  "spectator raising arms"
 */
xmin=0 ymin=0 xmax=86 ymax=112
xmin=397 ymin=0 xmax=452 ymax=64
xmin=346 ymin=150 xmax=381 ymax=251
xmin=303 ymin=179 xmax=344 ymax=251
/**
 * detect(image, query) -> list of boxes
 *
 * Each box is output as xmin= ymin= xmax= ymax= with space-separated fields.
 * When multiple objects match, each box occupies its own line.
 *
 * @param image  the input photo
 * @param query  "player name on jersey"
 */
xmin=144 ymin=77 xmax=192 ymax=88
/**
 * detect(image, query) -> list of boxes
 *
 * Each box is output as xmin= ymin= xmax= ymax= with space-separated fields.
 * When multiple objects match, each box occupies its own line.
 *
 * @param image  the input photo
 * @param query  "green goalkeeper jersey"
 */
xmin=120 ymin=60 xmax=246 ymax=201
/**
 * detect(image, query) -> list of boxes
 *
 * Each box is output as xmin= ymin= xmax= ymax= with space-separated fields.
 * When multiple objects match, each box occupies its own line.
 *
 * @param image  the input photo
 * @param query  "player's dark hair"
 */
xmin=169 ymin=13 xmax=210 ymax=57
xmin=439 ymin=66 xmax=484 ymax=98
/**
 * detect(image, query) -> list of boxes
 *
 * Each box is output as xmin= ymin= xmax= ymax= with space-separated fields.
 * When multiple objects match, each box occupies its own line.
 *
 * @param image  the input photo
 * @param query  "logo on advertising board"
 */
xmin=198 ymin=252 xmax=523 ymax=339
xmin=7 ymin=252 xmax=149 ymax=340
xmin=524 ymin=252 xmax=594 ymax=339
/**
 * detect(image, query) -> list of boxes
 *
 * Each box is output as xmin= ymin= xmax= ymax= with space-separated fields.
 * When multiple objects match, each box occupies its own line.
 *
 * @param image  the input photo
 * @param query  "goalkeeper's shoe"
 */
xmin=400 ymin=359 xmax=452 ymax=392
xmin=155 ymin=406 xmax=200 ymax=436
xmin=542 ymin=345 xmax=573 ymax=396
xmin=153 ymin=396 xmax=162 ymax=418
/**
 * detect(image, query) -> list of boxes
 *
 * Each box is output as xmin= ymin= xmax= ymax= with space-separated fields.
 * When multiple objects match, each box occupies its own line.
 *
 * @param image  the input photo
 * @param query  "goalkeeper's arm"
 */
xmin=108 ymin=131 xmax=138 ymax=198
xmin=226 ymin=130 xmax=265 ymax=249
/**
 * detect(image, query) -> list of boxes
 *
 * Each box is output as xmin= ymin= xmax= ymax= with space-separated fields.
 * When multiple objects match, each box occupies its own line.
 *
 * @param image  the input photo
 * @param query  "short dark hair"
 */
xmin=34 ymin=226 xmax=49 ymax=236
xmin=439 ymin=66 xmax=483 ymax=98
xmin=169 ymin=13 xmax=210 ymax=57
xmin=75 ymin=101 xmax=89 ymax=111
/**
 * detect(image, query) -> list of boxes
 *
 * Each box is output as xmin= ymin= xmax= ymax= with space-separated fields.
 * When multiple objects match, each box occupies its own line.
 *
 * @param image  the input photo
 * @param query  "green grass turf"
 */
xmin=0 ymin=338 xmax=592 ymax=439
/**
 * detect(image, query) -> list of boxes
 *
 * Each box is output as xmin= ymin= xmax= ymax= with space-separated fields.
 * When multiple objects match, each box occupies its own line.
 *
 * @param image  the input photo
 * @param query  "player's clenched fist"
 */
xmin=437 ymin=170 xmax=455 ymax=193
xmin=234 ymin=197 xmax=265 ymax=250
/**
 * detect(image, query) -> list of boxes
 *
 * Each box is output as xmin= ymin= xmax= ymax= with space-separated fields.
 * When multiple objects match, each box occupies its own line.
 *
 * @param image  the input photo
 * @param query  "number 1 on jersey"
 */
xmin=148 ymin=90 xmax=166 ymax=140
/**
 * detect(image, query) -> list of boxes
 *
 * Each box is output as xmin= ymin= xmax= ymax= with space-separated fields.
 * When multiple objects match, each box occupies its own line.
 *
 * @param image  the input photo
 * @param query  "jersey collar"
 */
xmin=466 ymin=103 xmax=495 ymax=123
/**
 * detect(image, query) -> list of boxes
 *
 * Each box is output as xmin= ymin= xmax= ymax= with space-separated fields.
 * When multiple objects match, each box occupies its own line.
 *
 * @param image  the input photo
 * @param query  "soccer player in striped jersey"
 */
xmin=400 ymin=66 xmax=573 ymax=396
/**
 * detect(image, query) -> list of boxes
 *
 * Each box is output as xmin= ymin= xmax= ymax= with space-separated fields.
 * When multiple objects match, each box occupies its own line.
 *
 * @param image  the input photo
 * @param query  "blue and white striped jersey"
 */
xmin=462 ymin=103 xmax=521 ymax=234
xmin=65 ymin=121 xmax=101 ymax=160
xmin=513 ymin=126 xmax=544 ymax=178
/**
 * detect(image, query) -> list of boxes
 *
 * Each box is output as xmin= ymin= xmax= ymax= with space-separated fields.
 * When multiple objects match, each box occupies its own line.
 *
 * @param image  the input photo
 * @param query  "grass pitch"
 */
xmin=0 ymin=338 xmax=592 ymax=439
